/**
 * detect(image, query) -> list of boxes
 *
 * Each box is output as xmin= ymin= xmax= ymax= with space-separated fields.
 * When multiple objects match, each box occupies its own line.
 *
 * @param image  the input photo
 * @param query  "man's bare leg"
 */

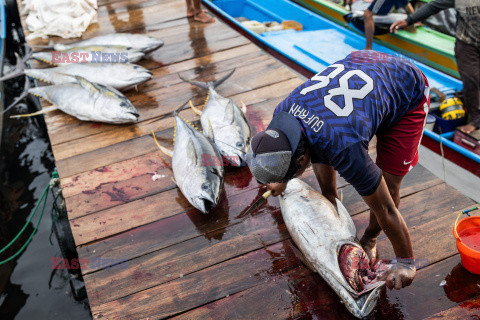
xmin=186 ymin=0 xmax=195 ymax=17
xmin=360 ymin=171 xmax=404 ymax=261
xmin=364 ymin=9 xmax=375 ymax=50
xmin=404 ymin=3 xmax=417 ymax=33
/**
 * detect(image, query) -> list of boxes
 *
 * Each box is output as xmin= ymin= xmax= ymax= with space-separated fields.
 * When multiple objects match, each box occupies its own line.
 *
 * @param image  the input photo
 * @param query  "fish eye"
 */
xmin=201 ymin=182 xmax=210 ymax=190
xmin=236 ymin=142 xmax=244 ymax=148
xmin=134 ymin=65 xmax=140 ymax=69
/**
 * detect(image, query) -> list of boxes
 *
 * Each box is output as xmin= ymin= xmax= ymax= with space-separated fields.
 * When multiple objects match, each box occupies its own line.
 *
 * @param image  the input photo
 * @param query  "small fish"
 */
xmin=280 ymin=179 xmax=390 ymax=319
xmin=51 ymin=33 xmax=164 ymax=52
xmin=1 ymin=63 xmax=152 ymax=90
xmin=153 ymin=109 xmax=224 ymax=214
xmin=180 ymin=69 xmax=252 ymax=166
xmin=14 ymin=75 xmax=139 ymax=123
xmin=31 ymin=45 xmax=145 ymax=65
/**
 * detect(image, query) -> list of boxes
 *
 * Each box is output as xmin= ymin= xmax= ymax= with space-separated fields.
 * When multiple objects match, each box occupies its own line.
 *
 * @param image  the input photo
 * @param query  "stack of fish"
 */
xmin=153 ymin=69 xmax=253 ymax=214
xmin=2 ymin=33 xmax=164 ymax=123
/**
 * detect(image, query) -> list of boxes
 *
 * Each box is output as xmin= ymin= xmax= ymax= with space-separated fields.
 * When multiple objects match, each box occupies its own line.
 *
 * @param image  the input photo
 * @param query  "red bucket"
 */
xmin=453 ymin=209 xmax=480 ymax=274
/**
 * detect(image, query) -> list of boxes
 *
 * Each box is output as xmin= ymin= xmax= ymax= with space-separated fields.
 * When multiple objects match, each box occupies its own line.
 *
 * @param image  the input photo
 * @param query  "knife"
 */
xmin=238 ymin=190 xmax=272 ymax=218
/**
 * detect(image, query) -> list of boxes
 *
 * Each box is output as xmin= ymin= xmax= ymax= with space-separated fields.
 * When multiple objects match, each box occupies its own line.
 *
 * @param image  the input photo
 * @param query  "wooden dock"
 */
xmin=20 ymin=0 xmax=480 ymax=319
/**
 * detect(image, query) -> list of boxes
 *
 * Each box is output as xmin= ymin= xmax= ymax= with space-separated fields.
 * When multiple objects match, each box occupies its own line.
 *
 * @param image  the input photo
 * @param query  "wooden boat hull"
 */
xmin=292 ymin=0 xmax=459 ymax=78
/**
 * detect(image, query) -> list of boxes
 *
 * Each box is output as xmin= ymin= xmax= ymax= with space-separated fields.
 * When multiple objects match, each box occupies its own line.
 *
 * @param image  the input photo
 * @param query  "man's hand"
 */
xmin=267 ymin=182 xmax=287 ymax=196
xmin=390 ymin=20 xmax=408 ymax=33
xmin=385 ymin=260 xmax=416 ymax=290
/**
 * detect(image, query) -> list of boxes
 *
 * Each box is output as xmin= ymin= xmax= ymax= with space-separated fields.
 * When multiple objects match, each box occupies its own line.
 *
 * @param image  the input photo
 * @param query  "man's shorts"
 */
xmin=376 ymin=75 xmax=430 ymax=176
xmin=368 ymin=0 xmax=409 ymax=15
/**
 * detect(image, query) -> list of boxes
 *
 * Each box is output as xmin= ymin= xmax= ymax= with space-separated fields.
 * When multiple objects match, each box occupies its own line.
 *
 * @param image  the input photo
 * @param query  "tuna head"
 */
xmin=89 ymin=83 xmax=139 ymax=123
xmin=127 ymin=65 xmax=153 ymax=86
xmin=205 ymin=96 xmax=251 ymax=167
xmin=182 ymin=165 xmax=223 ymax=214
xmin=213 ymin=124 xmax=248 ymax=166
xmin=133 ymin=35 xmax=164 ymax=52
xmin=96 ymin=94 xmax=139 ymax=123
xmin=280 ymin=179 xmax=387 ymax=319
xmin=177 ymin=139 xmax=224 ymax=213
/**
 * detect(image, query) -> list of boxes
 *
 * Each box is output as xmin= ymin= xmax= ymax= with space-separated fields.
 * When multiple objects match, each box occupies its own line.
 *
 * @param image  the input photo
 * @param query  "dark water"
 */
xmin=0 ymin=69 xmax=92 ymax=319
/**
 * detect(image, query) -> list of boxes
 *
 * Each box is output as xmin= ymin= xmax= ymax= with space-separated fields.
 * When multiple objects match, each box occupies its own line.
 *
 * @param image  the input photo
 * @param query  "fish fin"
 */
xmin=178 ymin=73 xmax=210 ymax=89
xmin=240 ymin=101 xmax=247 ymax=114
xmin=64 ymin=74 xmax=101 ymax=94
xmin=206 ymin=118 xmax=215 ymax=140
xmin=212 ymin=68 xmax=235 ymax=88
xmin=335 ymin=198 xmax=356 ymax=236
xmin=171 ymin=177 xmax=177 ymax=185
xmin=189 ymin=100 xmax=202 ymax=115
xmin=187 ymin=139 xmax=199 ymax=166
xmin=152 ymin=131 xmax=173 ymax=157
xmin=223 ymin=101 xmax=235 ymax=124
xmin=72 ymin=75 xmax=125 ymax=98
xmin=289 ymin=240 xmax=316 ymax=273
xmin=10 ymin=105 xmax=59 ymax=118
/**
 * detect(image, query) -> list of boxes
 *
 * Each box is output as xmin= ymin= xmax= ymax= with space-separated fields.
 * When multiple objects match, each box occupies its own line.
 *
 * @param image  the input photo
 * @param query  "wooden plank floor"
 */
xmin=19 ymin=0 xmax=480 ymax=319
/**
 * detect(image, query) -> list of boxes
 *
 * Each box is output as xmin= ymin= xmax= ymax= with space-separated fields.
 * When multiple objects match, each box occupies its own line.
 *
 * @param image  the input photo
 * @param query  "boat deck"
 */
xmin=19 ymin=0 xmax=480 ymax=318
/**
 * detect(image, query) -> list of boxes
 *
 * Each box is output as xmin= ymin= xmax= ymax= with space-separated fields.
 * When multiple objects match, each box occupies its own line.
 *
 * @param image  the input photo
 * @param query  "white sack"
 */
xmin=22 ymin=0 xmax=98 ymax=40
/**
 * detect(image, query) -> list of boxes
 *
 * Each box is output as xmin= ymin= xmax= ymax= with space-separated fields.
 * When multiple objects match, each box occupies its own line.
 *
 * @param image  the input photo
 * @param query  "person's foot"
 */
xmin=187 ymin=9 xmax=207 ymax=18
xmin=364 ymin=46 xmax=373 ymax=50
xmin=458 ymin=123 xmax=478 ymax=134
xmin=194 ymin=10 xmax=215 ymax=23
xmin=360 ymin=236 xmax=379 ymax=265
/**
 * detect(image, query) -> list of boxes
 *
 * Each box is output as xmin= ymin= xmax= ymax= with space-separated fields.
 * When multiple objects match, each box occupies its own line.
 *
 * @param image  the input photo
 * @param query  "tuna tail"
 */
xmin=29 ymin=39 xmax=55 ymax=50
xmin=0 ymin=53 xmax=26 ymax=82
xmin=2 ymin=77 xmax=31 ymax=115
xmin=178 ymin=68 xmax=236 ymax=89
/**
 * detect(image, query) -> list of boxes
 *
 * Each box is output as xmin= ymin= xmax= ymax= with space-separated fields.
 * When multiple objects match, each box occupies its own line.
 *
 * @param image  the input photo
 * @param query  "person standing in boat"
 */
xmin=390 ymin=0 xmax=480 ymax=134
xmin=246 ymin=51 xmax=429 ymax=290
xmin=363 ymin=0 xmax=416 ymax=50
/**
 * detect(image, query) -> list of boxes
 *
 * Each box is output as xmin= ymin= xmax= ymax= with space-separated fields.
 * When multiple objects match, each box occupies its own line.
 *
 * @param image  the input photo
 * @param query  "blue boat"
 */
xmin=203 ymin=0 xmax=480 ymax=177
xmin=0 ymin=0 xmax=6 ymax=144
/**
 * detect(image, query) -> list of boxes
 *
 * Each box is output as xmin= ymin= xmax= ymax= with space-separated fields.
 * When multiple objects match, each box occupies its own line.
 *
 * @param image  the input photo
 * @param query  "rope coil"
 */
xmin=0 ymin=170 xmax=65 ymax=265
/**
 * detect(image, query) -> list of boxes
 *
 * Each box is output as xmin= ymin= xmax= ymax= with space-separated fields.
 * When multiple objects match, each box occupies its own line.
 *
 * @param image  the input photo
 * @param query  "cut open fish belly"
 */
xmin=280 ymin=179 xmax=390 ymax=318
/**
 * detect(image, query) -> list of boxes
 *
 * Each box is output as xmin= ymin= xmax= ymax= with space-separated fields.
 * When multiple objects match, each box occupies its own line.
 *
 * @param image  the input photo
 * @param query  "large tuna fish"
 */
xmin=26 ymin=63 xmax=151 ymax=90
xmin=52 ymin=33 xmax=164 ymax=52
xmin=31 ymin=45 xmax=145 ymax=65
xmin=153 ymin=113 xmax=224 ymax=214
xmin=180 ymin=69 xmax=252 ymax=166
xmin=280 ymin=179 xmax=390 ymax=319
xmin=15 ymin=75 xmax=139 ymax=123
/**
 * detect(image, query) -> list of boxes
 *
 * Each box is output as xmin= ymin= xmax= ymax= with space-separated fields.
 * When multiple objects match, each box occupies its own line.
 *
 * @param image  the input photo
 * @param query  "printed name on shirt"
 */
xmin=289 ymin=103 xmax=324 ymax=133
